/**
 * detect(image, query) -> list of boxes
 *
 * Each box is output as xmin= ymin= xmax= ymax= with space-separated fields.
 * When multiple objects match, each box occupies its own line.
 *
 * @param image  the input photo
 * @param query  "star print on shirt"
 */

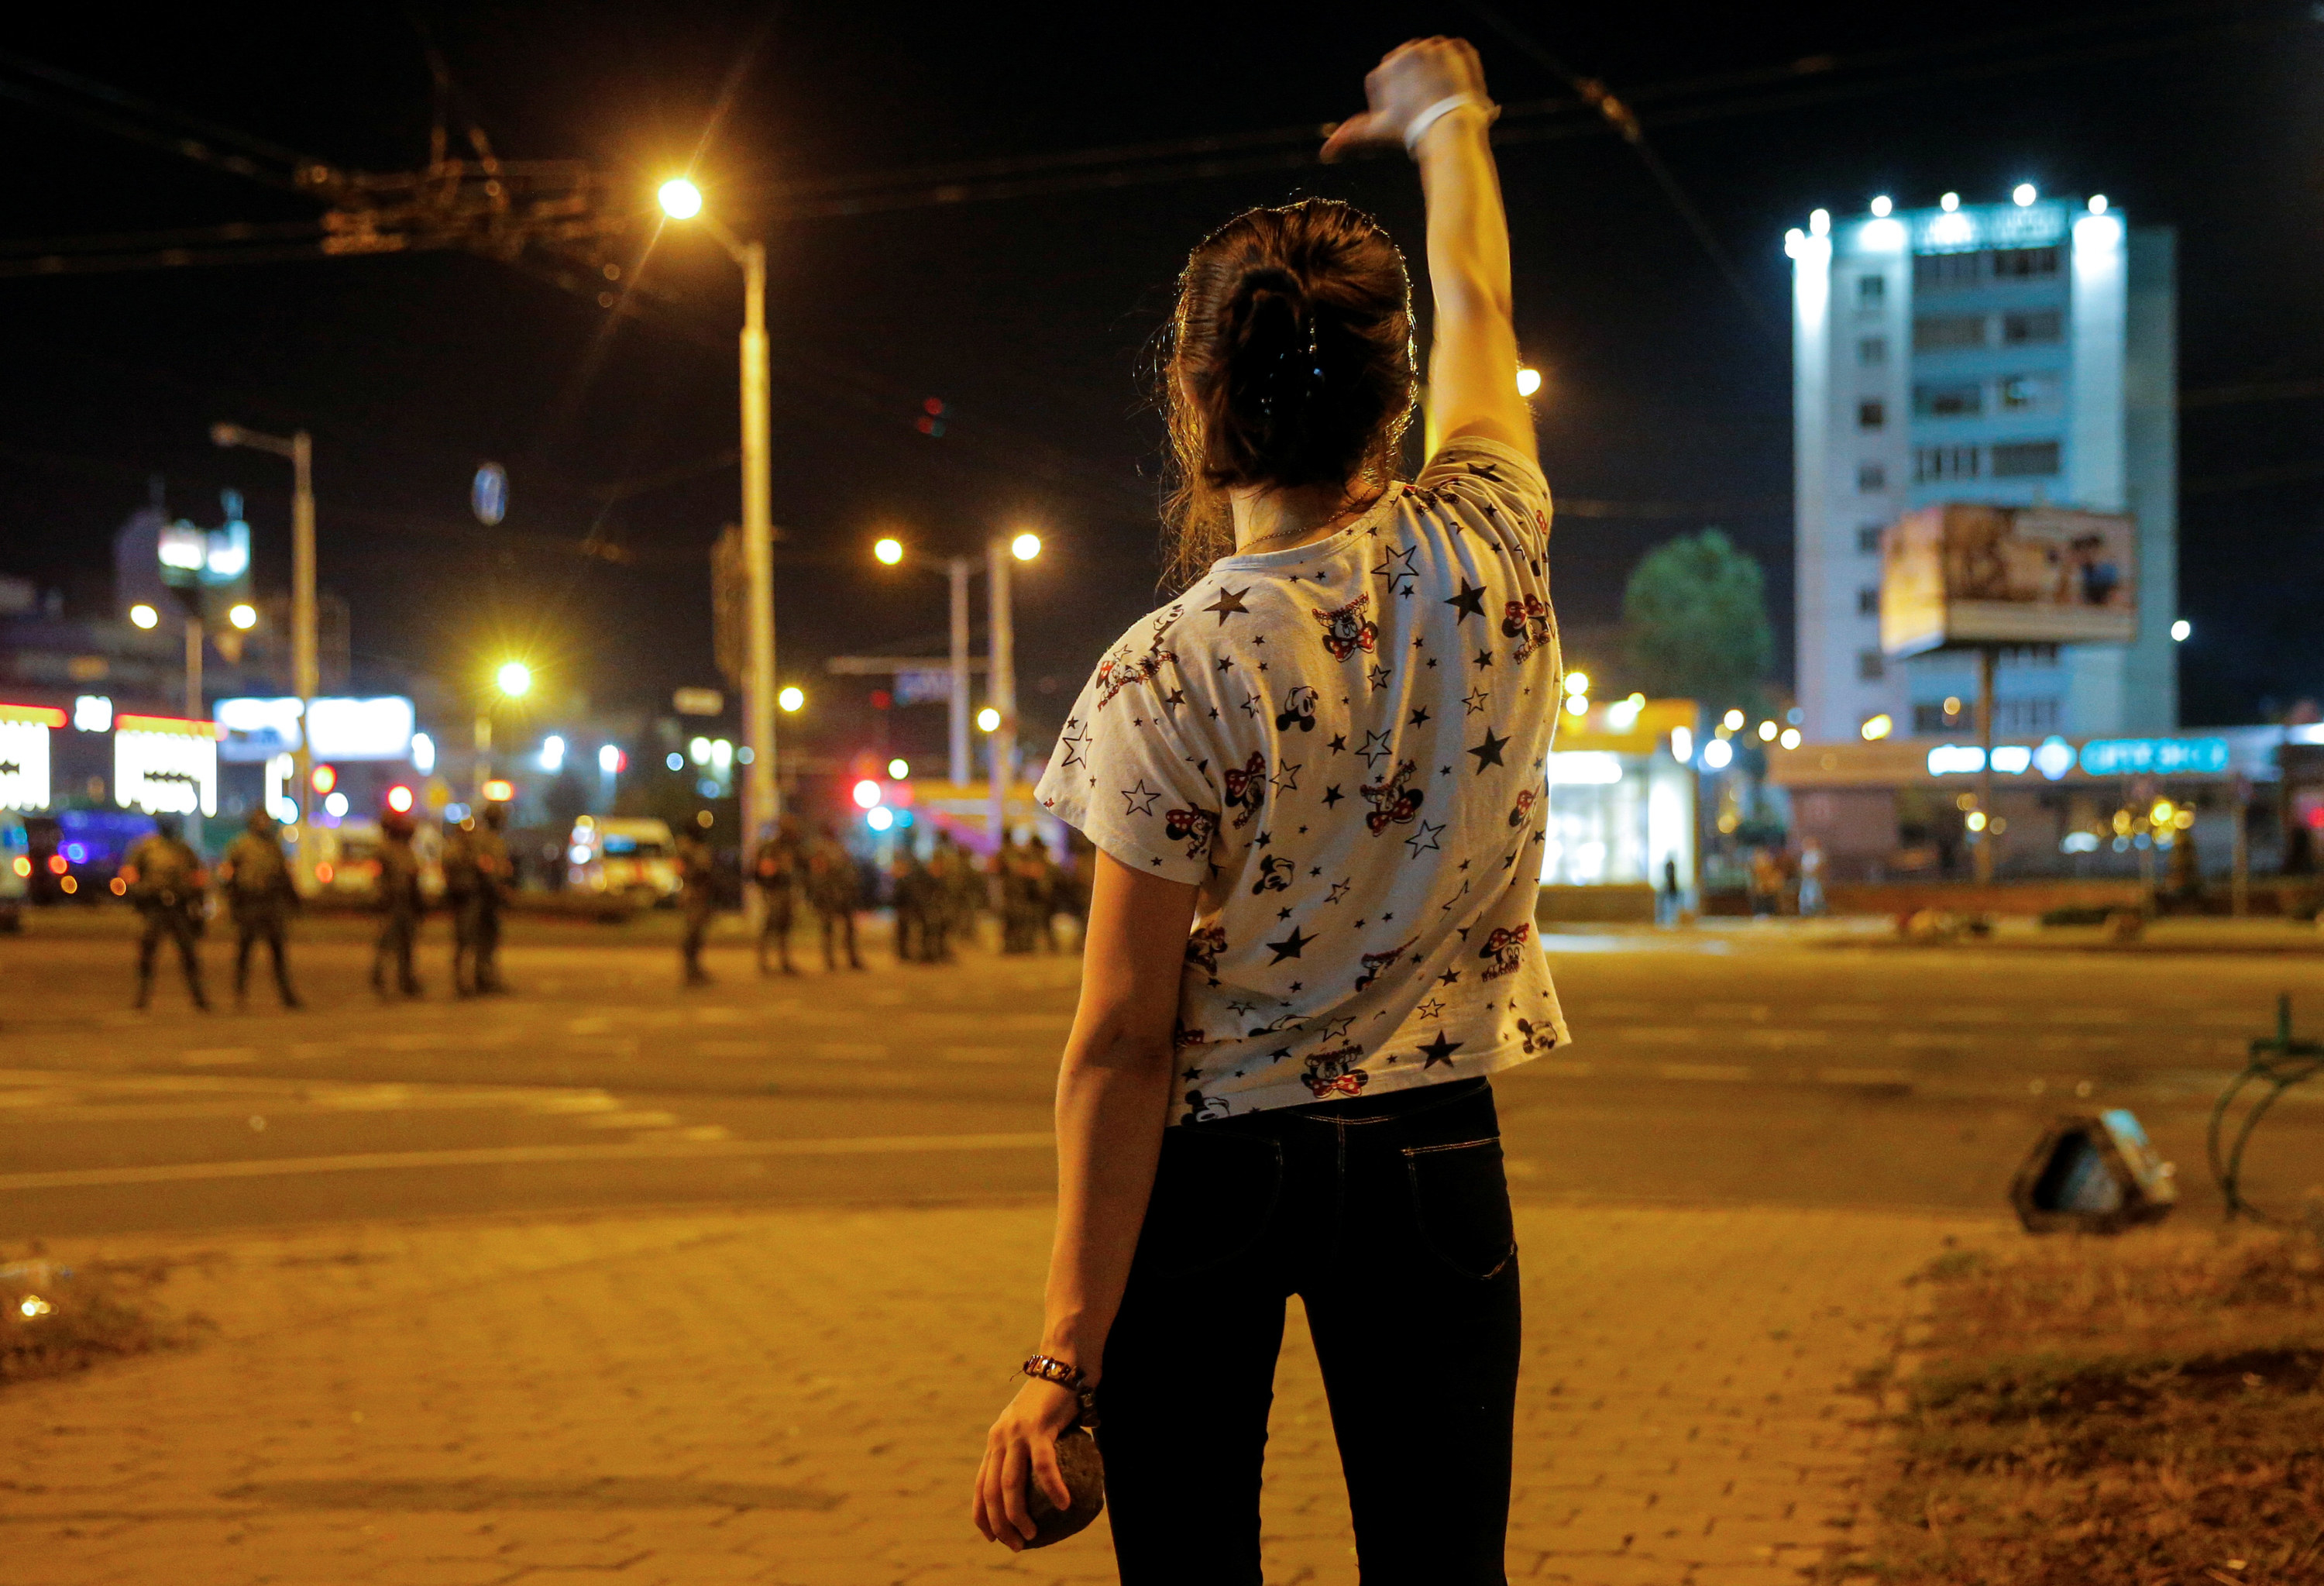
xmin=1322 ymin=785 xmax=1345 ymax=807
xmin=1408 ymin=707 xmax=1431 ymax=728
xmin=1415 ymin=997 xmax=1447 ymax=1019
xmin=1161 ymin=689 xmax=1186 ymax=714
xmin=1272 ymin=762 xmax=1301 ymax=793
xmin=1265 ymin=926 xmax=1315 ymax=963
xmin=1416 ymin=1032 xmax=1464 ymax=1069
xmin=1326 ymin=734 xmax=1347 ymax=755
xmin=1404 ymin=820 xmax=1446 ymax=858
xmin=1366 ymin=663 xmax=1393 ymax=692
xmin=1462 ymin=688 xmax=1490 ymax=716
xmin=1354 ymin=729 xmax=1393 ymax=768
xmin=1122 ymin=780 xmax=1160 ymax=816
xmin=1468 ymin=727 xmax=1511 ymax=772
xmin=1204 ymin=586 xmax=1252 ymax=624
xmin=1325 ymin=879 xmax=1353 ymax=903
xmin=1475 ymin=649 xmax=1494 ymax=668
xmin=1371 ymin=544 xmax=1422 ymax=592
xmin=1446 ymin=580 xmax=1487 ymax=622
xmin=1059 ymin=720 xmax=1088 ymax=769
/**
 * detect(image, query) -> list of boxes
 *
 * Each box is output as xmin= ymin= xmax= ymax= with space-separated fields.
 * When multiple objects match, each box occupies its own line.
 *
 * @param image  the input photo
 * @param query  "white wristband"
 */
xmin=1404 ymin=93 xmax=1492 ymax=154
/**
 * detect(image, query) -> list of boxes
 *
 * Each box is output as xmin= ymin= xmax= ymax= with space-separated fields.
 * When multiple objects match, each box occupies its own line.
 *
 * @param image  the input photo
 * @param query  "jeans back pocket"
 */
xmin=1403 ymin=1137 xmax=1517 ymax=1281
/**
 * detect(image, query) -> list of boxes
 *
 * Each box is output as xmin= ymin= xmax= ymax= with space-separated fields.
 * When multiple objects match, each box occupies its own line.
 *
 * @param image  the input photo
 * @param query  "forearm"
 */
xmin=1417 ymin=112 xmax=1512 ymax=332
xmin=1038 ymin=1027 xmax=1176 ymax=1374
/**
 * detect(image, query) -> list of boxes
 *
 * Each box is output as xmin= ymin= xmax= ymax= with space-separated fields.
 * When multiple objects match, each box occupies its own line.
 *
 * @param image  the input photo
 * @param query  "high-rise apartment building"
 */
xmin=1789 ymin=191 xmax=2176 ymax=743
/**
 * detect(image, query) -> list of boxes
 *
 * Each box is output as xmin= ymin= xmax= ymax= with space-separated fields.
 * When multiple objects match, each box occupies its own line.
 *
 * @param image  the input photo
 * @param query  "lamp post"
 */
xmin=872 ymin=533 xmax=1040 ymax=842
xmin=477 ymin=662 xmax=531 ymax=804
xmin=660 ymin=177 xmax=778 ymax=916
xmin=211 ymin=422 xmax=315 ymax=889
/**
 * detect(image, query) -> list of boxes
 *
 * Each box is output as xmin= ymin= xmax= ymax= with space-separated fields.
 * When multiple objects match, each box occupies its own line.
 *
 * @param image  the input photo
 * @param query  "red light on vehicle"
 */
xmin=385 ymin=785 xmax=414 ymax=814
xmin=108 ymin=876 xmax=126 ymax=895
xmin=315 ymin=862 xmax=335 ymax=884
xmin=311 ymin=765 xmax=337 ymax=795
xmin=46 ymin=854 xmax=67 ymax=875
xmin=870 ymin=690 xmax=892 ymax=710
xmin=58 ymin=875 xmax=77 ymax=894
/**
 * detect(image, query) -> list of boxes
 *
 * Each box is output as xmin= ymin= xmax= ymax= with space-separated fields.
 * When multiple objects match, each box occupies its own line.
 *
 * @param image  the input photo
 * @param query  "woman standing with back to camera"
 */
xmin=975 ymin=36 xmax=1563 ymax=1582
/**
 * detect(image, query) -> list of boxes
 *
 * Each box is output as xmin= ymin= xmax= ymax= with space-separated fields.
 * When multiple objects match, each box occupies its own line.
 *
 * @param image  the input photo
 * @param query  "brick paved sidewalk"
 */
xmin=2 ymin=1201 xmax=1996 ymax=1584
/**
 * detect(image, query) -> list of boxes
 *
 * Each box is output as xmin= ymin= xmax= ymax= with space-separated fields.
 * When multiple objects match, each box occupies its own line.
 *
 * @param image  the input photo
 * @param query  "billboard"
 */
xmin=115 ymin=714 xmax=220 ymax=817
xmin=215 ymin=697 xmax=415 ymax=762
xmin=0 ymin=703 xmax=64 ymax=811
xmin=1880 ymin=504 xmax=2137 ymax=657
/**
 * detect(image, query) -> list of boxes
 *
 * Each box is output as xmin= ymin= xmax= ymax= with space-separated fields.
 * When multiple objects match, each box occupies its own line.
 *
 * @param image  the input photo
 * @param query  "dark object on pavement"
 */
xmin=2209 ymin=993 xmax=2324 ymax=1226
xmin=2009 ymin=1109 xmax=2176 ymax=1233
xmin=1021 ymin=1426 xmax=1105 ymax=1548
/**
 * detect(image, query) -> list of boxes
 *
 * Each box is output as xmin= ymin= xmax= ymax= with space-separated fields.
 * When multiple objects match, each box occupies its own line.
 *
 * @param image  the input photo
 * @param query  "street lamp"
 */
xmin=213 ymin=421 xmax=317 ymax=890
xmin=660 ymin=174 xmax=779 ymax=908
xmin=475 ymin=660 xmax=534 ymax=804
xmin=497 ymin=661 xmax=532 ymax=697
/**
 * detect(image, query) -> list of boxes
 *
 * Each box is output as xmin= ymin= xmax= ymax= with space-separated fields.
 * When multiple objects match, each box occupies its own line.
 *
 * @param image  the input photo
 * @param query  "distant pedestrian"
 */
xmin=1658 ymin=855 xmax=1682 ymax=926
xmin=219 ymin=807 xmax=300 ymax=1009
xmin=120 ymin=813 xmax=209 ymax=1011
xmin=996 ymin=835 xmax=1047 ymax=954
xmin=371 ymin=812 xmax=425 ymax=998
xmin=1797 ymin=840 xmax=1826 ymax=917
xmin=751 ymin=817 xmax=803 ymax=976
xmin=805 ymin=823 xmax=864 ymax=972
xmin=930 ymin=832 xmax=978 ymax=958
xmin=892 ymin=848 xmax=937 ymax=963
xmin=677 ymin=825 xmax=718 ymax=986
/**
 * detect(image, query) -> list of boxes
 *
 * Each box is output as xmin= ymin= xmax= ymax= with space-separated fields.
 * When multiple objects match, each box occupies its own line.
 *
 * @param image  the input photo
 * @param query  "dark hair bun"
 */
xmin=1162 ymin=200 xmax=1416 ymax=580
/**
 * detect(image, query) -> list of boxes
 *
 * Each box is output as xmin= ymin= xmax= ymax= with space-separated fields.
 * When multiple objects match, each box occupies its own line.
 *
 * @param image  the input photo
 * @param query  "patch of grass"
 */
xmin=1839 ymin=1230 xmax=2324 ymax=1584
xmin=0 ymin=1247 xmax=208 ymax=1388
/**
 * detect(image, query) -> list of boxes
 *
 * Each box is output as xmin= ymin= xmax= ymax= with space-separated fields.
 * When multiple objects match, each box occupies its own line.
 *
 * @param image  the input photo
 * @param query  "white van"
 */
xmin=566 ymin=816 xmax=681 ymax=907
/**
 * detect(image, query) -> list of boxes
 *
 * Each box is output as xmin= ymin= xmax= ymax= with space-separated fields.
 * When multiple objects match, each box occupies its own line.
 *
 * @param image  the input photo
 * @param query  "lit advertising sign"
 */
xmin=2079 ymin=737 xmax=2230 ymax=778
xmin=215 ymin=697 xmax=416 ymax=762
xmin=0 ymin=704 xmax=63 ymax=811
xmin=1882 ymin=504 xmax=2138 ymax=658
xmin=115 ymin=714 xmax=220 ymax=817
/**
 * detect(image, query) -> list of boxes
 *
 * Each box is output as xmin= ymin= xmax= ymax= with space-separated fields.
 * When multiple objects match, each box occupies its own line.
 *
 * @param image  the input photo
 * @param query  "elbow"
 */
xmin=1064 ymin=1013 xmax=1177 ymax=1081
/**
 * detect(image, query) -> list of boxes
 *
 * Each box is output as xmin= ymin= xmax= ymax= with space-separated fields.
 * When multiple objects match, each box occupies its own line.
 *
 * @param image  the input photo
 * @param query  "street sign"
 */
xmin=472 ymin=463 xmax=509 ymax=527
xmin=672 ymin=687 xmax=725 ymax=717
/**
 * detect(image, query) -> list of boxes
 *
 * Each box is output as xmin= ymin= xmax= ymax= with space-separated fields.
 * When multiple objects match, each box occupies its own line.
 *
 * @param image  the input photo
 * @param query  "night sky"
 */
xmin=0 ymin=2 xmax=2316 ymax=765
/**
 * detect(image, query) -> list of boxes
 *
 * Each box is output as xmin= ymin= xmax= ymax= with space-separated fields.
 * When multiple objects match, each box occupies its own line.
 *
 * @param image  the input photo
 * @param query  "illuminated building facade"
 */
xmin=1789 ymin=192 xmax=2177 ymax=745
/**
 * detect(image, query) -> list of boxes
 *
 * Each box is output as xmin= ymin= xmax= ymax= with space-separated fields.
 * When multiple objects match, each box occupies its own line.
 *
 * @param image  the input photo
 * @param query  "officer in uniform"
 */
xmin=805 ymin=822 xmax=864 ymax=972
xmin=751 ymin=817 xmax=802 ymax=976
xmin=677 ymin=824 xmax=718 ymax=986
xmin=371 ymin=810 xmax=425 ymax=997
xmin=119 ymin=814 xmax=210 ymax=1011
xmin=219 ymin=807 xmax=301 ymax=1009
xmin=891 ymin=848 xmax=934 ymax=964
xmin=445 ymin=803 xmax=513 ymax=996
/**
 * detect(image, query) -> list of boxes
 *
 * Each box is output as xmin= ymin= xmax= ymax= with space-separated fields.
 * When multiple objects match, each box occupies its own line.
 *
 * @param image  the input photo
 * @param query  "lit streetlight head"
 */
xmin=873 ymin=536 xmax=904 ymax=566
xmin=1514 ymin=366 xmax=1542 ymax=397
xmin=977 ymin=706 xmax=1002 ymax=733
xmin=129 ymin=603 xmax=159 ymax=630
xmin=2013 ymin=182 xmax=2037 ymax=207
xmin=228 ymin=602 xmax=257 ymax=630
xmin=888 ymin=758 xmax=910 ymax=780
xmin=658 ymin=178 xmax=703 ymax=219
xmin=1010 ymin=532 xmax=1041 ymax=562
xmin=777 ymin=685 xmax=805 ymax=713
xmin=496 ymin=661 xmax=532 ymax=697
xmin=1868 ymin=194 xmax=1893 ymax=218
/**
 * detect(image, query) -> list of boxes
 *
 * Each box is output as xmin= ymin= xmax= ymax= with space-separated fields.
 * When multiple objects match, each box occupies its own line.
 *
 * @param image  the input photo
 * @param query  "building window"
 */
xmin=1857 ymin=525 xmax=1884 ymax=554
xmin=1858 ymin=400 xmax=1886 ymax=430
xmin=1914 ymin=445 xmax=1981 ymax=483
xmin=1991 ymin=245 xmax=2061 ymax=280
xmin=1913 ymin=703 xmax=1962 ymax=735
xmin=1857 ymin=274 xmax=1886 ymax=304
xmin=1914 ymin=314 xmax=1987 ymax=352
xmin=1858 ymin=586 xmax=1880 ymax=615
xmin=1913 ymin=253 xmax=1983 ymax=293
xmin=1913 ymin=382 xmax=1984 ymax=418
xmin=1857 ymin=463 xmax=1886 ymax=493
xmin=1857 ymin=335 xmax=1887 ymax=366
xmin=1914 ymin=697 xmax=2062 ymax=735
xmin=1990 ymin=440 xmax=2062 ymax=477
xmin=1998 ymin=372 xmax=2061 ymax=411
xmin=1858 ymin=651 xmax=1887 ymax=681
xmin=2002 ymin=308 xmax=2064 ymax=344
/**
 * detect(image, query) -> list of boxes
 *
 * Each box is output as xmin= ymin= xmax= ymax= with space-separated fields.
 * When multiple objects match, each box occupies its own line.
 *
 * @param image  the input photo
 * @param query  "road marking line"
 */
xmin=1739 ymin=1030 xmax=1833 ymax=1049
xmin=1617 ymin=1027 xmax=1705 ymax=1043
xmin=1655 ymin=1062 xmax=1753 ymax=1082
xmin=0 ymin=1130 xmax=1057 ymax=1192
xmin=1817 ymin=1067 xmax=1915 ymax=1087
xmin=179 ymin=1048 xmax=260 ymax=1066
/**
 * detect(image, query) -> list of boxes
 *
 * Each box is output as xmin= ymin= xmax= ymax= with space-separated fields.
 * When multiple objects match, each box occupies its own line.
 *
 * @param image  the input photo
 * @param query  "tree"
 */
xmin=1621 ymin=528 xmax=1775 ymax=718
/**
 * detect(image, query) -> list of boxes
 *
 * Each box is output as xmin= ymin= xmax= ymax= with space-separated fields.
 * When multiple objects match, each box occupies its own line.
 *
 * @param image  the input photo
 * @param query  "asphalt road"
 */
xmin=4 ymin=907 xmax=2319 ymax=1239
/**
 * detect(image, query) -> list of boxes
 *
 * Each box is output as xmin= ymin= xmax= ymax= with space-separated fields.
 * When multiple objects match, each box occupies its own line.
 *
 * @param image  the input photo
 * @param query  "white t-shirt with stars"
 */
xmin=1036 ymin=435 xmax=1570 ymax=1123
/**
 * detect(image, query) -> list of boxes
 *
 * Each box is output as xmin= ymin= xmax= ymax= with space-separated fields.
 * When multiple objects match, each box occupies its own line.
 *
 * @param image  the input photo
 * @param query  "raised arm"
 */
xmin=1323 ymin=36 xmax=1534 ymax=463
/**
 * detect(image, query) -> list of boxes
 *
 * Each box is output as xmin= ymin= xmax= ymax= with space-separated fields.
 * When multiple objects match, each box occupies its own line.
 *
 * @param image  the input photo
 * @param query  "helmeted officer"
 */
xmin=219 ymin=807 xmax=301 ymax=1009
xmin=371 ymin=810 xmax=425 ymax=998
xmin=119 ymin=814 xmax=210 ymax=1011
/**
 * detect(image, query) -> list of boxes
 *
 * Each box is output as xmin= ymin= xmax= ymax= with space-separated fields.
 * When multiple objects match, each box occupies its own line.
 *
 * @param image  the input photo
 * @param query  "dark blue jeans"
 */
xmin=1096 ymin=1076 xmax=1520 ymax=1584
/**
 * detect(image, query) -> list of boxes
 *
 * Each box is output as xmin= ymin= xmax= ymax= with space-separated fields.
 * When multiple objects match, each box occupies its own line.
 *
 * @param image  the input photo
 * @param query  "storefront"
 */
xmin=1538 ymin=698 xmax=1698 ymax=905
xmin=1769 ymin=728 xmax=2281 ymax=884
